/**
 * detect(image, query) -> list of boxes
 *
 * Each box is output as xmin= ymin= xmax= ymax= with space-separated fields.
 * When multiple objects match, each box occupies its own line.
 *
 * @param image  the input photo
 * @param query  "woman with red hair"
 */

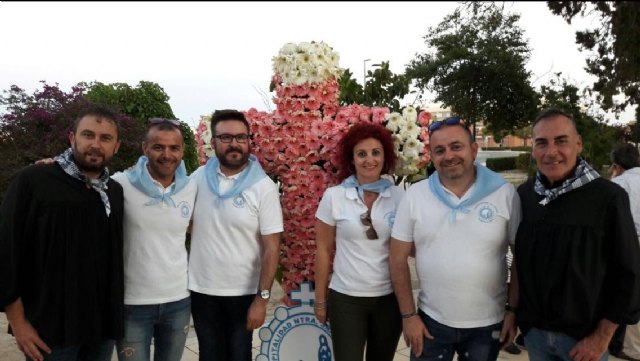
xmin=314 ymin=122 xmax=404 ymax=361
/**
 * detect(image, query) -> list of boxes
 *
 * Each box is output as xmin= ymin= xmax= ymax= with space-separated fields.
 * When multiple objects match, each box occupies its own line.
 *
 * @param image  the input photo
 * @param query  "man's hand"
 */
xmin=246 ymin=297 xmax=267 ymax=330
xmin=34 ymin=158 xmax=54 ymax=165
xmin=568 ymin=332 xmax=610 ymax=361
xmin=402 ymin=315 xmax=433 ymax=357
xmin=10 ymin=318 xmax=51 ymax=361
xmin=499 ymin=311 xmax=517 ymax=346
xmin=569 ymin=319 xmax=618 ymax=361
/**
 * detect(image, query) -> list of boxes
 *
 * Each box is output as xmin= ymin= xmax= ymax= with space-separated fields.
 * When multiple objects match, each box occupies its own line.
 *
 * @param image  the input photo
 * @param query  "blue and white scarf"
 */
xmin=54 ymin=147 xmax=112 ymax=216
xmin=126 ymin=155 xmax=189 ymax=207
xmin=205 ymin=154 xmax=267 ymax=206
xmin=429 ymin=162 xmax=506 ymax=222
xmin=534 ymin=157 xmax=600 ymax=206
xmin=340 ymin=175 xmax=393 ymax=200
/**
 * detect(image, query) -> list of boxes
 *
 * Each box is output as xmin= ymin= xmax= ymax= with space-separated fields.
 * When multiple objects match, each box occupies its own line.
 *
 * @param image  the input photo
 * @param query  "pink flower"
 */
xmin=418 ymin=111 xmax=432 ymax=127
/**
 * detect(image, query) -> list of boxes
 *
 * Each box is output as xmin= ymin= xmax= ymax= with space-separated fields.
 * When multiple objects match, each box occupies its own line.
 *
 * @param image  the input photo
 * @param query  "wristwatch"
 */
xmin=258 ymin=289 xmax=270 ymax=300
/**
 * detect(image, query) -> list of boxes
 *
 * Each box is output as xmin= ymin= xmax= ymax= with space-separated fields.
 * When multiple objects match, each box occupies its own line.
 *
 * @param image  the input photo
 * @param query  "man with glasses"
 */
xmin=111 ymin=117 xmax=197 ymax=361
xmin=515 ymin=109 xmax=640 ymax=361
xmin=390 ymin=116 xmax=521 ymax=361
xmin=188 ymin=109 xmax=282 ymax=361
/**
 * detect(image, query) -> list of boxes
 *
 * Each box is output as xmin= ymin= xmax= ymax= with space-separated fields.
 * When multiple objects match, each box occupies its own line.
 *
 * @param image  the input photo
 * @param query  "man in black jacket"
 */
xmin=515 ymin=108 xmax=640 ymax=361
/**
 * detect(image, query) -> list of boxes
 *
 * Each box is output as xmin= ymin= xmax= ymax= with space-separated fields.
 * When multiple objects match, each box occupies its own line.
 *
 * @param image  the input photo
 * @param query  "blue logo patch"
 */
xmin=177 ymin=201 xmax=191 ymax=219
xmin=385 ymin=211 xmax=396 ymax=228
xmin=475 ymin=202 xmax=498 ymax=223
xmin=232 ymin=195 xmax=246 ymax=208
xmin=257 ymin=283 xmax=333 ymax=360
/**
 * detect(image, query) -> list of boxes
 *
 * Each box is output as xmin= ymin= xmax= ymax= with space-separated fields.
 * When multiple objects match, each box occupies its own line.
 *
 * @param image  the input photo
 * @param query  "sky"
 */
xmin=0 ymin=1 xmax=636 ymax=129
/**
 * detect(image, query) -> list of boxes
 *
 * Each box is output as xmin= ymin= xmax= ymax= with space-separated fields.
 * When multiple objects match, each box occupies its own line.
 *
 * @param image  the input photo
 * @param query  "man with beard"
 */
xmin=390 ymin=117 xmax=521 ymax=361
xmin=111 ymin=118 xmax=197 ymax=361
xmin=188 ymin=109 xmax=282 ymax=361
xmin=0 ymin=106 xmax=124 ymax=361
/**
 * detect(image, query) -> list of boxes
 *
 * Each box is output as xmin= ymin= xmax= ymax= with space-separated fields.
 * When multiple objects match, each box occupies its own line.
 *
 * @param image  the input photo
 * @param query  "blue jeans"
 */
xmin=27 ymin=339 xmax=115 ymax=361
xmin=190 ymin=292 xmax=255 ymax=361
xmin=524 ymin=327 xmax=609 ymax=361
xmin=412 ymin=310 xmax=502 ymax=361
xmin=116 ymin=296 xmax=191 ymax=361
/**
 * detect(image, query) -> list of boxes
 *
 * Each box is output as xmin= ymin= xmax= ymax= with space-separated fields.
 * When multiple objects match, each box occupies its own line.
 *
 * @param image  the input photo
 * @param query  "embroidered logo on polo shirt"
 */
xmin=385 ymin=210 xmax=396 ymax=228
xmin=232 ymin=194 xmax=245 ymax=208
xmin=475 ymin=202 xmax=498 ymax=223
xmin=177 ymin=201 xmax=191 ymax=218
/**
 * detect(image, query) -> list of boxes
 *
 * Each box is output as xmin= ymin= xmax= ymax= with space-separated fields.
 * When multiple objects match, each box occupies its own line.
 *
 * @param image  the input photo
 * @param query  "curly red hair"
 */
xmin=335 ymin=122 xmax=397 ymax=182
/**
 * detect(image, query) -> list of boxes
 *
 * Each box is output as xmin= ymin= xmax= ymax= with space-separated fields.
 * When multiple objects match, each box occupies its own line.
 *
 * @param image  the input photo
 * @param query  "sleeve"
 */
xmin=258 ymin=180 xmax=284 ymax=235
xmin=0 ymin=170 xmax=32 ymax=311
xmin=603 ymin=187 xmax=640 ymax=324
xmin=507 ymin=185 xmax=522 ymax=246
xmin=390 ymin=186 xmax=414 ymax=243
xmin=315 ymin=188 xmax=335 ymax=226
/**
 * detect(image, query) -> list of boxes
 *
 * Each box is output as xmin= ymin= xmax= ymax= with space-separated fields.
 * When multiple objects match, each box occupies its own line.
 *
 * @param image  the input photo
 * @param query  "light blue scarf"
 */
xmin=428 ymin=162 xmax=506 ymax=222
xmin=205 ymin=154 xmax=267 ymax=206
xmin=126 ymin=156 xmax=189 ymax=207
xmin=341 ymin=175 xmax=393 ymax=199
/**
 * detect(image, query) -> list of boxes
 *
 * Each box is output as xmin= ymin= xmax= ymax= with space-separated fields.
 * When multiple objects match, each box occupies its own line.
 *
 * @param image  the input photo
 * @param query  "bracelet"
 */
xmin=313 ymin=304 xmax=327 ymax=310
xmin=505 ymin=304 xmax=518 ymax=313
xmin=314 ymin=300 xmax=327 ymax=305
xmin=401 ymin=311 xmax=418 ymax=319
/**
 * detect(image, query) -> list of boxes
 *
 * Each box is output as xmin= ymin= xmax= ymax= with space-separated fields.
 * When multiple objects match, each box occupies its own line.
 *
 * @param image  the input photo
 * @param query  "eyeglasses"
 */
xmin=214 ymin=134 xmax=250 ymax=143
xmin=360 ymin=210 xmax=378 ymax=240
xmin=149 ymin=118 xmax=181 ymax=127
xmin=428 ymin=116 xmax=463 ymax=134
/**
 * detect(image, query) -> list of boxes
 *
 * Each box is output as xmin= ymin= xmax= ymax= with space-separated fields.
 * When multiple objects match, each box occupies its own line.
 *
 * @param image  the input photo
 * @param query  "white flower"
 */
xmin=402 ymin=106 xmax=418 ymax=122
xmin=386 ymin=112 xmax=403 ymax=132
xmin=273 ymin=41 xmax=342 ymax=85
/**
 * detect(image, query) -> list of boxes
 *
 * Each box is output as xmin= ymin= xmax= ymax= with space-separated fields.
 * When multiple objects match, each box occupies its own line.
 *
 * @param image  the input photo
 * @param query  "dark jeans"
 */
xmin=328 ymin=289 xmax=402 ymax=361
xmin=26 ymin=339 xmax=115 ymax=361
xmin=190 ymin=292 xmax=254 ymax=361
xmin=412 ymin=310 xmax=502 ymax=361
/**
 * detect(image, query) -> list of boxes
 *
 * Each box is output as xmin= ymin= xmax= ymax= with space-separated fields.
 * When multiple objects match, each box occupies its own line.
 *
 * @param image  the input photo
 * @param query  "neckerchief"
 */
xmin=429 ymin=162 xmax=506 ymax=222
xmin=54 ymin=147 xmax=111 ymax=216
xmin=340 ymin=175 xmax=393 ymax=200
xmin=205 ymin=154 xmax=267 ymax=206
xmin=534 ymin=157 xmax=600 ymax=206
xmin=126 ymin=155 xmax=189 ymax=207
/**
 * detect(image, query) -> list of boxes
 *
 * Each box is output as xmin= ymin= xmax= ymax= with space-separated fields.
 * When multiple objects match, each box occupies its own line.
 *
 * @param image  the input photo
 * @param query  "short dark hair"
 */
xmin=611 ymin=143 xmax=640 ymax=170
xmin=210 ymin=109 xmax=250 ymax=137
xmin=335 ymin=122 xmax=397 ymax=182
xmin=533 ymin=108 xmax=578 ymax=132
xmin=145 ymin=119 xmax=184 ymax=143
xmin=73 ymin=106 xmax=121 ymax=139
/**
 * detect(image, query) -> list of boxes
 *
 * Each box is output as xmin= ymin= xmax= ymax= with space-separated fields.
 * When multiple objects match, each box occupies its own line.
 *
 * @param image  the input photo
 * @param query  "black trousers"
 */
xmin=328 ymin=289 xmax=402 ymax=361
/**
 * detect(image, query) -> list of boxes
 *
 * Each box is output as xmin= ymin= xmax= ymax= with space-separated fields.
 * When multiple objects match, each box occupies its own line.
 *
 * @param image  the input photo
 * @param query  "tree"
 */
xmin=539 ymin=74 xmax=619 ymax=172
xmin=338 ymin=61 xmax=411 ymax=112
xmin=84 ymin=81 xmax=199 ymax=173
xmin=548 ymin=2 xmax=640 ymax=124
xmin=406 ymin=3 xmax=539 ymax=137
xmin=0 ymin=82 xmax=141 ymax=203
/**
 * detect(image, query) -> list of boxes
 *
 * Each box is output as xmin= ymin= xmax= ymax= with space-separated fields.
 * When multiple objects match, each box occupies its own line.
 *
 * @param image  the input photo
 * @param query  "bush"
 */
xmin=515 ymin=153 xmax=537 ymax=177
xmin=486 ymin=157 xmax=517 ymax=171
xmin=511 ymin=146 xmax=532 ymax=152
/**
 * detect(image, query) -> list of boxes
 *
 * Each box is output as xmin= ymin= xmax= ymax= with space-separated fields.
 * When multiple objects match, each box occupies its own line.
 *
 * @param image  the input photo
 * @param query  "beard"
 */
xmin=215 ymin=146 xmax=250 ymax=170
xmin=72 ymin=146 xmax=112 ymax=173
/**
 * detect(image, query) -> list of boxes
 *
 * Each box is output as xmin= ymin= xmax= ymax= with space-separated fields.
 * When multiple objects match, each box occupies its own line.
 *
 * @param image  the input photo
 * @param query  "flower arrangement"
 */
xmin=195 ymin=41 xmax=431 ymax=299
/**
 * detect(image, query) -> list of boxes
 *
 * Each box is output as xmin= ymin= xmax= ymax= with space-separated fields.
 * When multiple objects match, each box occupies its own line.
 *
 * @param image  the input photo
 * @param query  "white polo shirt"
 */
xmin=392 ymin=179 xmax=521 ymax=328
xmin=188 ymin=165 xmax=283 ymax=296
xmin=612 ymin=167 xmax=640 ymax=236
xmin=112 ymin=171 xmax=197 ymax=305
xmin=316 ymin=185 xmax=405 ymax=297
